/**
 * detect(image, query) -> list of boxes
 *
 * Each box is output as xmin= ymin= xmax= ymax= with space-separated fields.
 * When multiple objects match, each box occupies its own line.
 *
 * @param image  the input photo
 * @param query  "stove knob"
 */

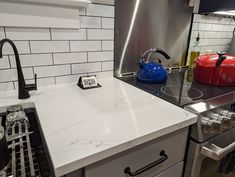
xmin=207 ymin=112 xmax=231 ymax=129
xmin=215 ymin=108 xmax=235 ymax=125
xmin=201 ymin=116 xmax=221 ymax=134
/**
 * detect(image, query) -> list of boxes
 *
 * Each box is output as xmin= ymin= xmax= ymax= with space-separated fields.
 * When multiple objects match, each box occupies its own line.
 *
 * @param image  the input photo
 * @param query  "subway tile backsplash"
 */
xmin=0 ymin=3 xmax=114 ymax=92
xmin=188 ymin=14 xmax=235 ymax=63
xmin=86 ymin=4 xmax=115 ymax=17
xmin=5 ymin=27 xmax=51 ymax=40
xmin=70 ymin=41 xmax=102 ymax=52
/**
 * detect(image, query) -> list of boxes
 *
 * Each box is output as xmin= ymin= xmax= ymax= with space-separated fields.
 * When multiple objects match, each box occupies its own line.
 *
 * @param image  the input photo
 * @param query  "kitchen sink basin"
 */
xmin=0 ymin=104 xmax=55 ymax=177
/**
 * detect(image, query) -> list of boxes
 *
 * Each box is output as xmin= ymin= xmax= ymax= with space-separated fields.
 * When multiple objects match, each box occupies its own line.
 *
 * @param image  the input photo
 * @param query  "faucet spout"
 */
xmin=0 ymin=39 xmax=37 ymax=99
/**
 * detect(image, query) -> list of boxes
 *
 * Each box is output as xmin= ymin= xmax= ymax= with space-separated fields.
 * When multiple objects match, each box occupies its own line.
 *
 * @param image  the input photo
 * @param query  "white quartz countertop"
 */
xmin=0 ymin=77 xmax=197 ymax=176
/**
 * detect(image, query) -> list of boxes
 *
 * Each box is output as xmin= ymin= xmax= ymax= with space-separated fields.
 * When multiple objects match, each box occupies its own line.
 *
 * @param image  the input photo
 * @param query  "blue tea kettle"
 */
xmin=137 ymin=48 xmax=171 ymax=84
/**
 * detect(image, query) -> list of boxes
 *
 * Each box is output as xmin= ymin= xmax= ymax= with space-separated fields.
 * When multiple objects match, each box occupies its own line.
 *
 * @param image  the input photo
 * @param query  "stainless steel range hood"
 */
xmin=194 ymin=0 xmax=235 ymax=16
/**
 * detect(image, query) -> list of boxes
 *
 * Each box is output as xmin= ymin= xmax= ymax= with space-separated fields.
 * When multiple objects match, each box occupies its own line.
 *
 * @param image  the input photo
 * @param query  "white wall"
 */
xmin=0 ymin=3 xmax=115 ymax=92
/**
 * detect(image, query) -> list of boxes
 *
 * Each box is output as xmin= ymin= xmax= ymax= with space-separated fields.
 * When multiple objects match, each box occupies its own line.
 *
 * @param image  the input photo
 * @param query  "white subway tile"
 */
xmin=70 ymin=41 xmax=101 ymax=52
xmin=51 ymin=29 xmax=86 ymax=40
xmin=207 ymin=39 xmax=218 ymax=45
xmin=198 ymin=39 xmax=210 ymax=46
xmin=0 ymin=82 xmax=14 ymax=92
xmin=72 ymin=62 xmax=101 ymax=74
xmin=0 ymin=56 xmax=10 ymax=69
xmin=23 ymin=77 xmax=55 ymax=87
xmin=223 ymin=25 xmax=235 ymax=32
xmin=79 ymin=8 xmax=86 ymax=15
xmin=190 ymin=39 xmax=201 ymax=47
xmin=10 ymin=54 xmax=53 ymax=68
xmin=212 ymin=24 xmax=224 ymax=31
xmin=88 ymin=51 xmax=113 ymax=62
xmin=230 ymin=19 xmax=235 ymax=25
xmin=194 ymin=14 xmax=207 ymax=23
xmin=87 ymin=29 xmax=114 ymax=40
xmin=200 ymin=46 xmax=214 ymax=52
xmin=87 ymin=4 xmax=114 ymax=17
xmin=22 ymin=68 xmax=34 ymax=79
xmin=226 ymin=32 xmax=233 ymax=38
xmin=192 ymin=23 xmax=199 ymax=31
xmin=34 ymin=65 xmax=71 ymax=78
xmin=215 ymin=32 xmax=228 ymax=38
xmin=2 ymin=41 xmax=30 ymax=55
xmin=53 ymin=52 xmax=87 ymax=64
xmin=102 ymin=18 xmax=114 ymax=29
xmin=0 ymin=69 xmax=17 ymax=82
xmin=0 ymin=68 xmax=33 ymax=82
xmin=198 ymin=23 xmax=212 ymax=31
xmin=206 ymin=16 xmax=219 ymax=24
xmin=93 ymin=71 xmax=113 ymax=79
xmin=55 ymin=74 xmax=83 ymax=84
xmin=80 ymin=16 xmax=101 ymax=28
xmin=30 ymin=41 xmax=69 ymax=53
xmin=102 ymin=61 xmax=113 ymax=71
xmin=5 ymin=27 xmax=50 ymax=40
xmin=102 ymin=41 xmax=114 ymax=50
xmin=218 ymin=17 xmax=231 ymax=25
xmin=191 ymin=31 xmax=199 ymax=38
xmin=0 ymin=27 xmax=5 ymax=39
xmin=37 ymin=77 xmax=55 ymax=86
xmin=203 ymin=32 xmax=216 ymax=38
xmin=213 ymin=45 xmax=229 ymax=52
xmin=221 ymin=38 xmax=231 ymax=45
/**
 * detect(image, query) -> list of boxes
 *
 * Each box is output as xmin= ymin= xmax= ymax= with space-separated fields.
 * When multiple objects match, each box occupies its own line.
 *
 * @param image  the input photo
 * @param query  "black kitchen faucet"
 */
xmin=0 ymin=39 xmax=37 ymax=99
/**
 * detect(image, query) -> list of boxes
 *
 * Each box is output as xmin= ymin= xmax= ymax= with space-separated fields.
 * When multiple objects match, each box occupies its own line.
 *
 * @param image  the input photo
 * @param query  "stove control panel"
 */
xmin=214 ymin=108 xmax=235 ymax=124
xmin=201 ymin=116 xmax=221 ymax=134
xmin=207 ymin=112 xmax=231 ymax=129
xmin=200 ymin=106 xmax=235 ymax=134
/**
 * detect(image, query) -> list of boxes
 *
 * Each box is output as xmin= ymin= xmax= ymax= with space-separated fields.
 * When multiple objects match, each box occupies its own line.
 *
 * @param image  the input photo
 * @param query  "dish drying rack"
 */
xmin=1 ymin=106 xmax=41 ymax=177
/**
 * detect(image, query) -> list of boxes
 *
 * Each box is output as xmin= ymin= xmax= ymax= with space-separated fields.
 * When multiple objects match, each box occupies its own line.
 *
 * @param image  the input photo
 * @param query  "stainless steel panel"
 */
xmin=114 ymin=0 xmax=193 ymax=76
xmin=185 ymin=91 xmax=235 ymax=142
xmin=185 ymin=91 xmax=235 ymax=115
xmin=184 ymin=126 xmax=235 ymax=177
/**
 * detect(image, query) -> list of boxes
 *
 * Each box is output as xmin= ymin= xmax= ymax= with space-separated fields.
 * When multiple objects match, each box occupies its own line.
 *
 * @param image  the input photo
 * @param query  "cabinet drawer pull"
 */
xmin=124 ymin=151 xmax=168 ymax=176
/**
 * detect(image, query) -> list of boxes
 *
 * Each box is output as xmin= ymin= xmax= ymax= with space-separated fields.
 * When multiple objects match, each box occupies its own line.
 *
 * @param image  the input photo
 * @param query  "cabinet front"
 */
xmin=85 ymin=128 xmax=188 ymax=177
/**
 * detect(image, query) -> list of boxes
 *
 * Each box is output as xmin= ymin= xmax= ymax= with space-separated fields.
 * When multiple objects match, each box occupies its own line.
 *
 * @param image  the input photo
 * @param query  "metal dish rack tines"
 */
xmin=6 ymin=118 xmax=41 ymax=177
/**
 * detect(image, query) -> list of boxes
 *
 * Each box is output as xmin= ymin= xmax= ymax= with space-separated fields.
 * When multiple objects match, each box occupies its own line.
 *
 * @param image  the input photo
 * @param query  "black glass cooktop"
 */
xmin=119 ymin=69 xmax=235 ymax=107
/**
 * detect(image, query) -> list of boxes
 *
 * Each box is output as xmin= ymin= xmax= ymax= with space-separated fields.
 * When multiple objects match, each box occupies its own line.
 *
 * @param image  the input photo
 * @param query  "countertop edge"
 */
xmin=55 ymin=116 xmax=197 ymax=176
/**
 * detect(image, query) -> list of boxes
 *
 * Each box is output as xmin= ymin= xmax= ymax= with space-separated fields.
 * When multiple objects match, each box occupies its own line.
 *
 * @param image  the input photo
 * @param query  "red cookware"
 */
xmin=194 ymin=52 xmax=235 ymax=87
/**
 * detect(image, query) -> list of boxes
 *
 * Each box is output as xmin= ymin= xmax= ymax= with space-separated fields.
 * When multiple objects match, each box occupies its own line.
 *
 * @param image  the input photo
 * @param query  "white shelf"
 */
xmin=0 ymin=1 xmax=84 ymax=29
xmin=0 ymin=0 xmax=91 ymax=8
xmin=92 ymin=0 xmax=114 ymax=5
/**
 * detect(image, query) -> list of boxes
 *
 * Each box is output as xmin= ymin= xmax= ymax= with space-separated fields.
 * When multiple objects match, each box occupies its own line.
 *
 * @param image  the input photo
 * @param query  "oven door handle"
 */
xmin=201 ymin=142 xmax=235 ymax=161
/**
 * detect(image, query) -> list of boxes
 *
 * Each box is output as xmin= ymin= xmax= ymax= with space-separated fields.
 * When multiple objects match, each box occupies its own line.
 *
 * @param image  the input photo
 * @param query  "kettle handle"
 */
xmin=142 ymin=48 xmax=170 ymax=63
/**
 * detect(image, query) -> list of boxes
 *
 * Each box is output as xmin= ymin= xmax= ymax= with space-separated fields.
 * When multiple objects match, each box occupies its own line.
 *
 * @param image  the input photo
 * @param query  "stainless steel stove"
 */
xmin=118 ymin=68 xmax=235 ymax=177
xmin=119 ymin=68 xmax=235 ymax=107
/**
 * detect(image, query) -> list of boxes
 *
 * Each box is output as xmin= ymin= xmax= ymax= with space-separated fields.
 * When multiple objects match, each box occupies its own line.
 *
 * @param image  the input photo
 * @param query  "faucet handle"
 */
xmin=25 ymin=74 xmax=37 ymax=91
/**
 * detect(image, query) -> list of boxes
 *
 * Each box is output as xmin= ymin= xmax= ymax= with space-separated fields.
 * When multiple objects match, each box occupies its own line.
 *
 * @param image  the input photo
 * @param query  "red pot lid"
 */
xmin=195 ymin=54 xmax=235 ymax=67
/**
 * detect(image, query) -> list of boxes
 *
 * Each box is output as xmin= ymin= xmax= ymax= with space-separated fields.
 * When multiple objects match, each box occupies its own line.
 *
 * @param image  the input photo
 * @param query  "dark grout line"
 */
xmin=28 ymin=41 xmax=32 ymax=54
xmin=49 ymin=28 xmax=53 ymax=40
xmin=3 ymin=27 xmax=6 ymax=38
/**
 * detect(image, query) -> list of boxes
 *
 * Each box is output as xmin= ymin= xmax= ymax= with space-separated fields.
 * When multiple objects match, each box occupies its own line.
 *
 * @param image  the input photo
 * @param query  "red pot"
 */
xmin=194 ymin=52 xmax=235 ymax=87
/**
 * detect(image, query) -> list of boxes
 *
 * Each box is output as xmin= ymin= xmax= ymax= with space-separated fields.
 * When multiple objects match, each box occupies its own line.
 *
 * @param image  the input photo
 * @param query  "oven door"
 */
xmin=184 ymin=126 xmax=235 ymax=177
